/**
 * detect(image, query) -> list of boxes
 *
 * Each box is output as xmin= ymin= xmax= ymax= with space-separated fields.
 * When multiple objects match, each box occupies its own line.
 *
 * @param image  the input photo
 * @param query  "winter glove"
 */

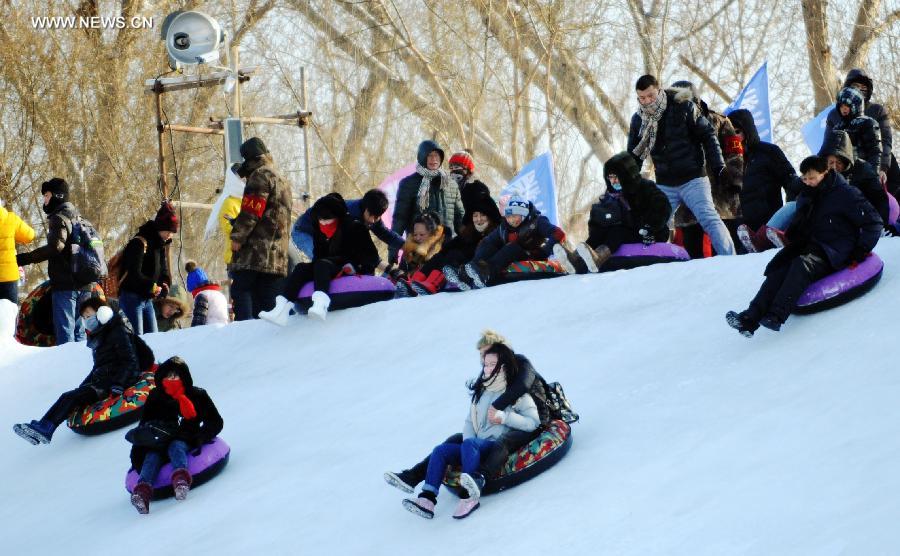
xmin=388 ymin=267 xmax=407 ymax=282
xmin=110 ymin=385 xmax=124 ymax=397
xmin=158 ymin=283 xmax=170 ymax=298
xmin=638 ymin=226 xmax=655 ymax=246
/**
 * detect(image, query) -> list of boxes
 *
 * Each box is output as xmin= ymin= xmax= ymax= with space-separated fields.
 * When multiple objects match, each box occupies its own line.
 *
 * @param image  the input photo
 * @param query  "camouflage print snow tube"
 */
xmin=15 ymin=280 xmax=106 ymax=347
xmin=67 ymin=367 xmax=156 ymax=436
xmin=497 ymin=260 xmax=567 ymax=284
xmin=443 ymin=419 xmax=573 ymax=496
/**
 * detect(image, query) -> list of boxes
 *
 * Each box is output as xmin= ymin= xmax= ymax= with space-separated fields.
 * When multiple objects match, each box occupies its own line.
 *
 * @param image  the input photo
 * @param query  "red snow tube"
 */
xmin=443 ymin=420 xmax=573 ymax=496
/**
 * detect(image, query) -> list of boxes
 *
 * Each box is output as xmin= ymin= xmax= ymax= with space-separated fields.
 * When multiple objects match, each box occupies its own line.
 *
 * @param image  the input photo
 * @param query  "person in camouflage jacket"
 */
xmin=229 ymin=137 xmax=293 ymax=320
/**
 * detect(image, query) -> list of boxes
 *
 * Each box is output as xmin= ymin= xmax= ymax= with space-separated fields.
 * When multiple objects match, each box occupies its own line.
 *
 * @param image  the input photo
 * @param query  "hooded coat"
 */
xmin=827 ymin=87 xmax=883 ymax=171
xmin=119 ymin=221 xmax=171 ymax=300
xmin=0 ymin=205 xmax=35 ymax=282
xmin=16 ymin=202 xmax=86 ymax=290
xmin=825 ymin=69 xmax=893 ymax=172
xmin=129 ymin=363 xmax=223 ymax=471
xmin=818 ymin=130 xmax=889 ymax=225
xmin=83 ymin=311 xmax=146 ymax=392
xmin=728 ymin=109 xmax=798 ymax=230
xmin=310 ymin=193 xmax=380 ymax=274
xmin=390 ymin=140 xmax=464 ymax=244
xmin=627 ymin=89 xmax=726 ymax=187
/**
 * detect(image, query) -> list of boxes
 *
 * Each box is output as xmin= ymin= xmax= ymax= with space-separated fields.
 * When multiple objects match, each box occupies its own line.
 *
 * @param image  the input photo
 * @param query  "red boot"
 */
xmin=412 ymin=270 xmax=445 ymax=295
xmin=131 ymin=482 xmax=153 ymax=514
xmin=171 ymin=468 xmax=192 ymax=501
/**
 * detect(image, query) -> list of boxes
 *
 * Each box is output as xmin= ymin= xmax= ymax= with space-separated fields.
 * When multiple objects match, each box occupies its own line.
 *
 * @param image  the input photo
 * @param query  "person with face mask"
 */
xmin=13 ymin=297 xmax=153 ymax=445
xmin=16 ymin=178 xmax=94 ymax=344
xmin=830 ymin=87 xmax=882 ymax=172
xmin=574 ymin=153 xmax=671 ymax=273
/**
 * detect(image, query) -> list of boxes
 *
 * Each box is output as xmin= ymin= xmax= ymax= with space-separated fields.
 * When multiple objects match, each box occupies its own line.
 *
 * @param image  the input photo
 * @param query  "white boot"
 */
xmin=258 ymin=295 xmax=293 ymax=326
xmin=307 ymin=291 xmax=331 ymax=321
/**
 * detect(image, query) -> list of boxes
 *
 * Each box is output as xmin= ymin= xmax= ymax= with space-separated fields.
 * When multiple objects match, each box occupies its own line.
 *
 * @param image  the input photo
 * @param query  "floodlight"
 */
xmin=162 ymin=11 xmax=225 ymax=68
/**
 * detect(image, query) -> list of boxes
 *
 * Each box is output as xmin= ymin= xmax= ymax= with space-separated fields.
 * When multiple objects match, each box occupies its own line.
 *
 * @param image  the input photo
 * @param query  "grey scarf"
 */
xmin=415 ymin=163 xmax=451 ymax=211
xmin=632 ymin=91 xmax=668 ymax=161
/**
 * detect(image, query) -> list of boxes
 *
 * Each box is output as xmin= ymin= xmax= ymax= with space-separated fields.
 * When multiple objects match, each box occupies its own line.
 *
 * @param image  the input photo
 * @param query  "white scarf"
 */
xmin=632 ymin=91 xmax=668 ymax=161
xmin=415 ymin=163 xmax=450 ymax=211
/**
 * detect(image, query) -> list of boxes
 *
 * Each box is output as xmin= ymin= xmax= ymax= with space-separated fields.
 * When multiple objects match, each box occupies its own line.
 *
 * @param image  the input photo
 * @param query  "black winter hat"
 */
xmin=818 ymin=130 xmax=854 ymax=168
xmin=466 ymin=192 xmax=502 ymax=225
xmin=240 ymin=137 xmax=269 ymax=160
xmin=312 ymin=192 xmax=348 ymax=221
xmin=41 ymin=178 xmax=70 ymax=200
xmin=670 ymin=80 xmax=697 ymax=100
xmin=155 ymin=356 xmax=193 ymax=389
xmin=843 ymin=69 xmax=874 ymax=102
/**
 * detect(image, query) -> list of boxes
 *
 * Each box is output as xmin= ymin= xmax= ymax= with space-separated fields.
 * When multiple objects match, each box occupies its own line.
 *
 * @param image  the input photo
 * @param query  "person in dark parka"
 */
xmin=726 ymin=156 xmax=882 ymax=337
xmin=260 ymin=192 xmax=380 ymax=324
xmin=13 ymin=298 xmax=152 ymax=445
xmin=575 ymin=152 xmax=671 ymax=273
xmin=728 ymin=109 xmax=798 ymax=253
xmin=129 ymin=356 xmax=223 ymax=514
xmin=819 ymin=130 xmax=889 ymax=226
xmin=829 ymin=87 xmax=882 ymax=172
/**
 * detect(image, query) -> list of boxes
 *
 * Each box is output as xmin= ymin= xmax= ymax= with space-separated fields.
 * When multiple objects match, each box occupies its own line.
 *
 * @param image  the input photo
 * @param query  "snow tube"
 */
xmin=889 ymin=193 xmax=899 ymax=226
xmin=603 ymin=243 xmax=690 ymax=272
xmin=793 ymin=253 xmax=884 ymax=314
xmin=497 ymin=260 xmax=567 ymax=284
xmin=15 ymin=281 xmax=106 ymax=347
xmin=125 ymin=437 xmax=231 ymax=500
xmin=443 ymin=420 xmax=573 ymax=496
xmin=296 ymin=275 xmax=395 ymax=312
xmin=67 ymin=367 xmax=156 ymax=435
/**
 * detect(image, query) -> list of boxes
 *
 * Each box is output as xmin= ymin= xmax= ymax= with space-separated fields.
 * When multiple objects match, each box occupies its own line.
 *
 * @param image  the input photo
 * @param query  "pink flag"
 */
xmin=377 ymin=162 xmax=416 ymax=231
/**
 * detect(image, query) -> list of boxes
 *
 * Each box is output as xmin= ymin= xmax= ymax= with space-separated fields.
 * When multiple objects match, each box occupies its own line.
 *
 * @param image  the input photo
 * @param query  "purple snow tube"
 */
xmin=603 ymin=242 xmax=691 ymax=271
xmin=297 ymin=275 xmax=395 ymax=312
xmin=793 ymin=253 xmax=884 ymax=314
xmin=888 ymin=193 xmax=899 ymax=226
xmin=125 ymin=437 xmax=230 ymax=500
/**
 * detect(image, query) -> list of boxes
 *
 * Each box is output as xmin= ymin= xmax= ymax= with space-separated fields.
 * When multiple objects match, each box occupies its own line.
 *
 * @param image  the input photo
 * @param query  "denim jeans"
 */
xmin=657 ymin=177 xmax=736 ymax=255
xmin=119 ymin=290 xmax=158 ymax=335
xmin=139 ymin=440 xmax=190 ymax=484
xmin=767 ymin=201 xmax=796 ymax=231
xmin=0 ymin=281 xmax=17 ymax=304
xmin=51 ymin=290 xmax=91 ymax=344
xmin=422 ymin=437 xmax=498 ymax=495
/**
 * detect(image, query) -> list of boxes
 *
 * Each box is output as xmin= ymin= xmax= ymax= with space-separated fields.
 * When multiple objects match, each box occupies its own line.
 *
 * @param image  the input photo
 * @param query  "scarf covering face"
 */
xmin=162 ymin=377 xmax=198 ymax=420
xmin=414 ymin=164 xmax=451 ymax=211
xmin=319 ymin=219 xmax=338 ymax=239
xmin=470 ymin=367 xmax=508 ymax=435
xmin=632 ymin=91 xmax=668 ymax=161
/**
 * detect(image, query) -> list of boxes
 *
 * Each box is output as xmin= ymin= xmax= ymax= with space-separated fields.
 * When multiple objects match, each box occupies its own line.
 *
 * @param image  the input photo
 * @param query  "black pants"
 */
xmin=41 ymin=384 xmax=101 ymax=427
xmin=231 ymin=270 xmax=284 ymax=321
xmin=283 ymin=258 xmax=344 ymax=299
xmin=746 ymin=247 xmax=833 ymax=322
xmin=405 ymin=429 xmax=537 ymax=488
xmin=0 ymin=281 xmax=16 ymax=304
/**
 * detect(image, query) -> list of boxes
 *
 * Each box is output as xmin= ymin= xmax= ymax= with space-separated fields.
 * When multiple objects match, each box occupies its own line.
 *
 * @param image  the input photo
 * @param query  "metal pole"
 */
xmin=154 ymin=85 xmax=169 ymax=199
xmin=300 ymin=66 xmax=312 ymax=203
xmin=233 ymin=46 xmax=242 ymax=119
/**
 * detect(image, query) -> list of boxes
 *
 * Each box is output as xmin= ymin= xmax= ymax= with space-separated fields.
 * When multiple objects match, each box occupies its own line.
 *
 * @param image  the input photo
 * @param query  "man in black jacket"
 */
xmin=16 ymin=178 xmax=93 ymax=344
xmin=819 ymin=130 xmax=889 ymax=227
xmin=727 ymin=156 xmax=882 ymax=337
xmin=627 ymin=75 xmax=736 ymax=256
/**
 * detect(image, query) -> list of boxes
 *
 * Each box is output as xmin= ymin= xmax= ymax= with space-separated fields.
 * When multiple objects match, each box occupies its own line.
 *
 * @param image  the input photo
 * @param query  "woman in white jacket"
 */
xmin=403 ymin=343 xmax=540 ymax=520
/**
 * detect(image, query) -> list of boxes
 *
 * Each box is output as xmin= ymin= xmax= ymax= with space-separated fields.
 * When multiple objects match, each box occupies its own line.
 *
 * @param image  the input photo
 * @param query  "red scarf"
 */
xmin=319 ymin=219 xmax=338 ymax=239
xmin=191 ymin=283 xmax=221 ymax=298
xmin=162 ymin=377 xmax=197 ymax=420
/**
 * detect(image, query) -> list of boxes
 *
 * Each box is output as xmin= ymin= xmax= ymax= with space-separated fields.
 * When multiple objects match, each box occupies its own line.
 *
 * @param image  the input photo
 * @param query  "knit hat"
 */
xmin=504 ymin=196 xmax=530 ymax=218
xmin=240 ymin=137 xmax=269 ymax=160
xmin=476 ymin=329 xmax=509 ymax=350
xmin=41 ymin=178 xmax=69 ymax=201
xmin=154 ymin=201 xmax=179 ymax=233
xmin=836 ymin=87 xmax=865 ymax=118
xmin=449 ymin=151 xmax=475 ymax=173
xmin=185 ymin=260 xmax=210 ymax=293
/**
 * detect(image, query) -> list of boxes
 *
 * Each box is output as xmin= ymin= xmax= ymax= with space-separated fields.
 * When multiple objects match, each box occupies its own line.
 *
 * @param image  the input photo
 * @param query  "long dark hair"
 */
xmin=468 ymin=343 xmax=519 ymax=403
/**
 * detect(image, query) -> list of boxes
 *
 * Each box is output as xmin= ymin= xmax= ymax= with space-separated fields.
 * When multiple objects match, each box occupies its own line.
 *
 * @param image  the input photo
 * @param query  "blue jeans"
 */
xmin=767 ymin=201 xmax=796 ymax=231
xmin=139 ymin=440 xmax=190 ymax=484
xmin=422 ymin=437 xmax=498 ymax=495
xmin=51 ymin=290 xmax=91 ymax=344
xmin=0 ymin=281 xmax=17 ymax=304
xmin=119 ymin=290 xmax=158 ymax=335
xmin=657 ymin=177 xmax=736 ymax=255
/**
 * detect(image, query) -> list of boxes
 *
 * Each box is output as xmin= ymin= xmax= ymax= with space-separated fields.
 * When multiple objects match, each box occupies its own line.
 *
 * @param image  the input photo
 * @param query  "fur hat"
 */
xmin=154 ymin=201 xmax=179 ymax=233
xmin=467 ymin=193 xmax=502 ymax=225
xmin=504 ymin=196 xmax=530 ymax=218
xmin=476 ymin=329 xmax=509 ymax=350
xmin=449 ymin=151 xmax=475 ymax=173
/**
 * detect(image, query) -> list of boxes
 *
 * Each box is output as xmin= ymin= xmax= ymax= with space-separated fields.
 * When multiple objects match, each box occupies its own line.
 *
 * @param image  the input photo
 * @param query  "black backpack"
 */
xmin=70 ymin=216 xmax=108 ymax=286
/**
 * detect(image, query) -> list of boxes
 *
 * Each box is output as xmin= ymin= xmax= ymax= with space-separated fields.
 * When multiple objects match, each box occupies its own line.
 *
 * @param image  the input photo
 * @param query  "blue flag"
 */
xmin=801 ymin=107 xmax=831 ymax=155
xmin=724 ymin=62 xmax=773 ymax=142
xmin=499 ymin=152 xmax=559 ymax=225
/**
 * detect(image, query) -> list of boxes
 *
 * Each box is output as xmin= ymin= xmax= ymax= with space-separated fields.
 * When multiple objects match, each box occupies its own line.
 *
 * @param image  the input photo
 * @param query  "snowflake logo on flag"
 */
xmin=503 ymin=170 xmax=545 ymax=212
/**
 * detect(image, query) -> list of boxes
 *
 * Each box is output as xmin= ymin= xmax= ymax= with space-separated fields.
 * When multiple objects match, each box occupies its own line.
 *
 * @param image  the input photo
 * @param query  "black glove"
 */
xmin=388 ymin=267 xmax=406 ymax=282
xmin=638 ymin=226 xmax=655 ymax=246
xmin=883 ymin=225 xmax=899 ymax=237
xmin=110 ymin=385 xmax=124 ymax=397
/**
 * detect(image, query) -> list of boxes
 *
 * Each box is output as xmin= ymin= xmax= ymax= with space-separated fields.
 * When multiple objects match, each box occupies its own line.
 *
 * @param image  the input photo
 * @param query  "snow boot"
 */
xmin=442 ymin=265 xmax=472 ymax=292
xmin=13 ymin=419 xmax=55 ymax=445
xmin=171 ymin=468 xmax=192 ymax=501
xmin=411 ymin=270 xmax=445 ymax=296
xmin=452 ymin=497 xmax=481 ymax=519
xmin=258 ymin=295 xmax=294 ymax=326
xmin=307 ymin=291 xmax=331 ymax=321
xmin=766 ymin=227 xmax=786 ymax=249
xmin=384 ymin=470 xmax=417 ymax=494
xmin=131 ymin=482 xmax=153 ymax=514
xmin=576 ymin=243 xmax=611 ymax=273
xmin=736 ymin=224 xmax=758 ymax=254
xmin=725 ymin=310 xmax=756 ymax=338
xmin=402 ymin=491 xmax=436 ymax=519
xmin=759 ymin=314 xmax=783 ymax=332
xmin=553 ymin=243 xmax=585 ymax=274
xmin=458 ymin=472 xmax=486 ymax=501
xmin=463 ymin=262 xmax=489 ymax=289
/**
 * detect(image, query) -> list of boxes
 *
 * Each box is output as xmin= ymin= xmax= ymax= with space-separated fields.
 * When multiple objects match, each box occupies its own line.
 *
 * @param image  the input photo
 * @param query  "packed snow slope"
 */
xmin=1 ymin=241 xmax=899 ymax=555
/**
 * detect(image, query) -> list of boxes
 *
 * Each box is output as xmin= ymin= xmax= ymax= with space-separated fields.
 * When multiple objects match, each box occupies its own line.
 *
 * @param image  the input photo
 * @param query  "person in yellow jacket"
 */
xmin=0 ymin=199 xmax=36 ymax=303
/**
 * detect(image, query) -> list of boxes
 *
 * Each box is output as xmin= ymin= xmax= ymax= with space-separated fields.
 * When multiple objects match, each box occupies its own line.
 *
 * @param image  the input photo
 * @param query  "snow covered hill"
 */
xmin=2 ymin=241 xmax=899 ymax=555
